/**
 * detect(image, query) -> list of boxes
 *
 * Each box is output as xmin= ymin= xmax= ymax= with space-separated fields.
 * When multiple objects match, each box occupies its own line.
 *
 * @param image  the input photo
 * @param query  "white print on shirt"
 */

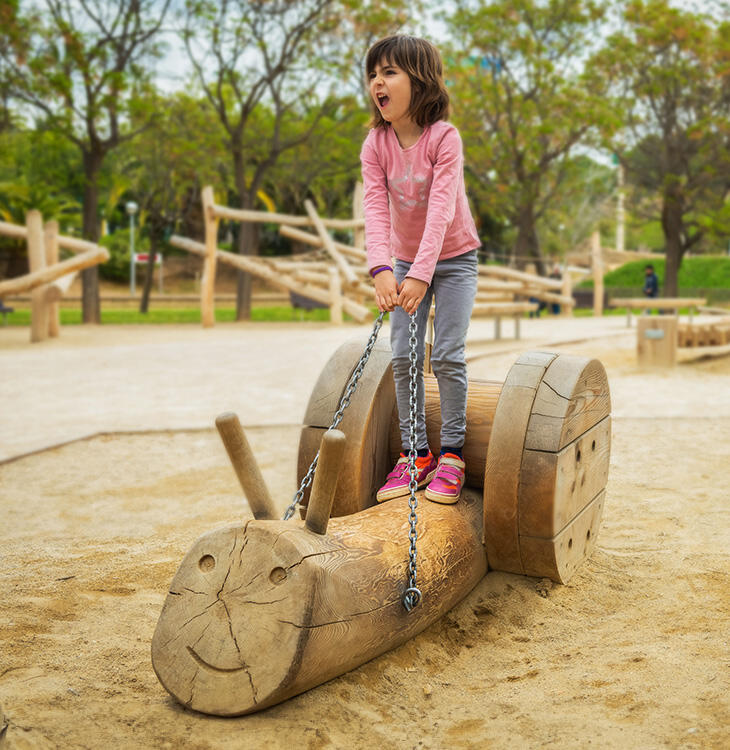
xmin=390 ymin=160 xmax=430 ymax=209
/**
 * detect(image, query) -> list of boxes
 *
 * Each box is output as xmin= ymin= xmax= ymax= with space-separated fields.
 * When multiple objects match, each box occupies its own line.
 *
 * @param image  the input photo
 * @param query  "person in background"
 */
xmin=643 ymin=264 xmax=659 ymax=299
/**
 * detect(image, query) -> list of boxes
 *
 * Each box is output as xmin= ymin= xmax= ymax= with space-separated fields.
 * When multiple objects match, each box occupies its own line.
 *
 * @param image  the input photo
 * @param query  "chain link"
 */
xmin=283 ymin=307 xmax=423 ymax=614
xmin=402 ymin=312 xmax=422 ymax=612
xmin=282 ymin=311 xmax=386 ymax=521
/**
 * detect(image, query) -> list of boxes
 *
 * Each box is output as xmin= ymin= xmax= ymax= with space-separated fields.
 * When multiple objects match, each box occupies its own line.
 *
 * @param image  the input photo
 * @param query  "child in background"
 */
xmin=361 ymin=35 xmax=480 ymax=504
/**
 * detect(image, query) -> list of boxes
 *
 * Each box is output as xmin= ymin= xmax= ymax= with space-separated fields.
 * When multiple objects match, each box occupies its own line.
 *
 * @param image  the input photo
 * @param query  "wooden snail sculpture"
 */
xmin=152 ymin=338 xmax=611 ymax=716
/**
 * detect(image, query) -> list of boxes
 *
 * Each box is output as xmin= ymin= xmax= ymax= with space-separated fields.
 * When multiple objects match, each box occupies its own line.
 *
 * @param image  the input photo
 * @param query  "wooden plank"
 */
xmin=471 ymin=302 xmax=538 ymax=316
xmin=609 ymin=297 xmax=707 ymax=309
xmin=519 ymin=417 xmax=611 ymax=538
xmin=519 ymin=490 xmax=606 ymax=583
xmin=525 ymin=355 xmax=611 ymax=452
xmin=483 ymin=352 xmax=558 ymax=574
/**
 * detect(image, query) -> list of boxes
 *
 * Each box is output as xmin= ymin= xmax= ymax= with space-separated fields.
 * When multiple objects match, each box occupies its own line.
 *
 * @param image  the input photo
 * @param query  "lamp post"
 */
xmin=126 ymin=201 xmax=138 ymax=296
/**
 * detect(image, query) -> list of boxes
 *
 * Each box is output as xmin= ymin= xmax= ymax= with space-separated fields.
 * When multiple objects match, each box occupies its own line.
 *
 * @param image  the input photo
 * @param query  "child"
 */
xmin=360 ymin=35 xmax=480 ymax=505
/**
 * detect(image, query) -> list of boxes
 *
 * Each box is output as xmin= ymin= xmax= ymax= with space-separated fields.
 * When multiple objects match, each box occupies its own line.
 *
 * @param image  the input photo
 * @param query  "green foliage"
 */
xmin=445 ymin=0 xmax=618 ymax=265
xmin=98 ymin=229 xmax=149 ymax=283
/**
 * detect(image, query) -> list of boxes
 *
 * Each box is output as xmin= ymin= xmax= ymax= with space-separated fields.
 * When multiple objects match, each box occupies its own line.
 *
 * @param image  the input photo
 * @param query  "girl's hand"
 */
xmin=373 ymin=269 xmax=398 ymax=312
xmin=397 ymin=277 xmax=428 ymax=315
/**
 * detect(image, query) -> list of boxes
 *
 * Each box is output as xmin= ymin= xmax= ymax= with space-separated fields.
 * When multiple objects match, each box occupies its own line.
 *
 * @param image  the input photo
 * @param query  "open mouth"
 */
xmin=377 ymin=94 xmax=389 ymax=108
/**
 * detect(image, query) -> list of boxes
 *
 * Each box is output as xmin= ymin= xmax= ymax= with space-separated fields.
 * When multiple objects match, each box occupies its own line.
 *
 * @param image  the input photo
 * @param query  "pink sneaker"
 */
xmin=425 ymin=453 xmax=466 ymax=504
xmin=376 ymin=452 xmax=438 ymax=503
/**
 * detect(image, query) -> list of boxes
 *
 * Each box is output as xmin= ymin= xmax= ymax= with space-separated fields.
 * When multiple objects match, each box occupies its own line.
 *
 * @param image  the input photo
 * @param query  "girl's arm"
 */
xmin=360 ymin=134 xmax=393 ymax=273
xmin=406 ymin=127 xmax=463 ymax=285
xmin=361 ymin=134 xmax=398 ymax=311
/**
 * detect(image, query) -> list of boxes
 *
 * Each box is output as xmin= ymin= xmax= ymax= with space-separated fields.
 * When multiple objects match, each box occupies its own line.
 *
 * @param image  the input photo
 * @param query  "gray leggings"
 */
xmin=391 ymin=250 xmax=478 ymax=453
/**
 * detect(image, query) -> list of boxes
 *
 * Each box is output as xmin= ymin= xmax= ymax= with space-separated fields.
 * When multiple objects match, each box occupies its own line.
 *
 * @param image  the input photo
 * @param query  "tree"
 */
xmin=2 ymin=0 xmax=171 ymax=321
xmin=595 ymin=0 xmax=730 ymax=296
xmin=446 ymin=0 xmax=616 ymax=272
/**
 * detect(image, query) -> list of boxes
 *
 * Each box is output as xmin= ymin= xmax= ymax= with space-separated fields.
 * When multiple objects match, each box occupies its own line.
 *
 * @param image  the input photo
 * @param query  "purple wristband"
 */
xmin=370 ymin=265 xmax=392 ymax=278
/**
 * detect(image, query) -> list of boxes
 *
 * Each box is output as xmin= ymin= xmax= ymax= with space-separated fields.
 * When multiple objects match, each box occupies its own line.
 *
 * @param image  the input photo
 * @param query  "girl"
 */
xmin=361 ymin=35 xmax=480 ymax=505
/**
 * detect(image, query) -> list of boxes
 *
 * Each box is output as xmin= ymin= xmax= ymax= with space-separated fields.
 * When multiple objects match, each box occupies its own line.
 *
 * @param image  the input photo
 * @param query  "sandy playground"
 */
xmin=0 ymin=314 xmax=728 ymax=749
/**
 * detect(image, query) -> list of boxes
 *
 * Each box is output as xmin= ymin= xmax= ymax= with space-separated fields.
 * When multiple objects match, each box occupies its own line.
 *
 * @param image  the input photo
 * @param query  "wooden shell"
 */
xmin=151 ymin=488 xmax=486 ymax=716
xmin=298 ymin=337 xmax=502 ymax=516
xmin=298 ymin=337 xmax=396 ymax=516
xmin=483 ymin=351 xmax=611 ymax=583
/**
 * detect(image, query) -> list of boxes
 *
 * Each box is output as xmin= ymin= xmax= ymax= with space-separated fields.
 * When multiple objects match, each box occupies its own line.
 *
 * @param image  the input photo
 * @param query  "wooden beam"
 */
xmin=0 ymin=246 xmax=109 ymax=297
xmin=478 ymin=264 xmax=563 ymax=290
xmin=304 ymin=200 xmax=359 ymax=288
xmin=201 ymin=186 xmax=218 ymax=328
xmin=212 ymin=202 xmax=365 ymax=230
xmin=170 ymin=235 xmax=372 ymax=323
xmin=44 ymin=220 xmax=61 ymax=337
xmin=279 ymin=224 xmax=367 ymax=262
xmin=305 ymin=429 xmax=346 ymax=534
xmin=591 ymin=230 xmax=604 ymax=317
xmin=27 ymin=210 xmax=48 ymax=343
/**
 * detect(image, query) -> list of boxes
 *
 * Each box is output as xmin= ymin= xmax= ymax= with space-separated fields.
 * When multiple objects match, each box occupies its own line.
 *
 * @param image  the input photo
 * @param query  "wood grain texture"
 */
xmin=519 ymin=490 xmax=605 ymax=582
xmin=519 ymin=417 xmax=611 ymax=538
xmin=298 ymin=337 xmax=396 ymax=516
xmin=152 ymin=488 xmax=486 ymax=716
xmin=483 ymin=352 xmax=558 ymax=574
xmin=389 ymin=375 xmax=502 ymax=489
xmin=485 ymin=352 xmax=611 ymax=582
xmin=525 ymin=355 xmax=611 ymax=452
xmin=215 ymin=413 xmax=277 ymax=521
xmin=637 ymin=316 xmax=678 ymax=367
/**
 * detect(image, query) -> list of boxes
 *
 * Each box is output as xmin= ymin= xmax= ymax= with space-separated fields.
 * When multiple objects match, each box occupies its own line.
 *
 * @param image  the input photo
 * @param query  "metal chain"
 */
xmin=402 ymin=312 xmax=422 ymax=612
xmin=282 ymin=311 xmax=386 ymax=521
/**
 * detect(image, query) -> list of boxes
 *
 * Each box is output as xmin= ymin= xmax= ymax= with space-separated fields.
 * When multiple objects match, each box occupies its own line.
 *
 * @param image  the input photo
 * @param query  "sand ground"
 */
xmin=1 ymin=315 xmax=729 ymax=749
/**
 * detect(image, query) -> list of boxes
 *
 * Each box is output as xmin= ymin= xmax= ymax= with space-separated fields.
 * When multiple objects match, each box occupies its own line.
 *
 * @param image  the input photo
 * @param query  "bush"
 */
xmin=99 ymin=229 xmax=150 ymax=282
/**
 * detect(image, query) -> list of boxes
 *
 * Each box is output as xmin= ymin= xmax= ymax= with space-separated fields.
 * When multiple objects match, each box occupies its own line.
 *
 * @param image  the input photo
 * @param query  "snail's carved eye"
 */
xmin=269 ymin=567 xmax=287 ymax=585
xmin=199 ymin=555 xmax=216 ymax=572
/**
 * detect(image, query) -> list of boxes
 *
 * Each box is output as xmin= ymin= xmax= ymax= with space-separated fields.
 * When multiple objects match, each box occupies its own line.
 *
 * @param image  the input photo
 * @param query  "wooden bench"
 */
xmin=429 ymin=301 xmax=538 ymax=340
xmin=608 ymin=297 xmax=707 ymax=327
xmin=0 ymin=299 xmax=14 ymax=325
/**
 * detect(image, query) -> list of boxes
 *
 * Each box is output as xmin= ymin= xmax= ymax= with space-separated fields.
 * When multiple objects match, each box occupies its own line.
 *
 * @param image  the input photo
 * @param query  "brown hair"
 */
xmin=365 ymin=35 xmax=450 ymax=129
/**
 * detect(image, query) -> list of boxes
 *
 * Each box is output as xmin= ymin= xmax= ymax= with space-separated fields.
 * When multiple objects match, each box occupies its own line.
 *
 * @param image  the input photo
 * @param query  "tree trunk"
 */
xmin=140 ymin=220 xmax=163 ymax=314
xmin=81 ymin=150 xmax=103 ymax=324
xmin=661 ymin=189 xmax=684 ymax=298
xmin=236 ymin=217 xmax=258 ymax=321
xmin=513 ymin=204 xmax=546 ymax=275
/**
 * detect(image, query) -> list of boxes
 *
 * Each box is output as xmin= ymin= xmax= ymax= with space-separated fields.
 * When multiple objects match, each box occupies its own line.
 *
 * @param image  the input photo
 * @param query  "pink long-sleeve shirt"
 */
xmin=360 ymin=120 xmax=480 ymax=285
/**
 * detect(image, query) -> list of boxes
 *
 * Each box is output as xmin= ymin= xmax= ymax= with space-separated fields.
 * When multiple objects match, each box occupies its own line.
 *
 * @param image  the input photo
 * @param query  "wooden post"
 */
xmin=27 ymin=210 xmax=48 ymax=343
xmin=560 ymin=265 xmax=573 ymax=318
xmin=304 ymin=200 xmax=359 ymax=288
xmin=215 ymin=413 xmax=277 ymax=520
xmin=44 ymin=220 xmax=61 ymax=337
xmin=328 ymin=268 xmax=343 ymax=325
xmin=305 ymin=429 xmax=346 ymax=534
xmin=353 ymin=181 xmax=365 ymax=250
xmin=637 ymin=316 xmax=678 ymax=367
xmin=591 ymin=230 xmax=604 ymax=318
xmin=201 ymin=186 xmax=218 ymax=328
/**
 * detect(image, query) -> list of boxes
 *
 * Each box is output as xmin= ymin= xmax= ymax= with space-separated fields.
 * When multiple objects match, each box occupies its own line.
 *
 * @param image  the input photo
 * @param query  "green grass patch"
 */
xmin=2 ymin=305 xmax=337 ymax=326
xmin=578 ymin=255 xmax=730 ymax=289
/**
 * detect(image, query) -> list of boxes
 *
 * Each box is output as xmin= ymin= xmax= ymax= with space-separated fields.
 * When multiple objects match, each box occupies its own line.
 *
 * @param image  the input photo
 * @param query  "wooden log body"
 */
xmin=152 ymin=489 xmax=486 ymax=716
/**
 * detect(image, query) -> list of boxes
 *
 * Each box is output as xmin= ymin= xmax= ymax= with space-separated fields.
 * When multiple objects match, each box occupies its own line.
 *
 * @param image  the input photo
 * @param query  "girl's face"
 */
xmin=368 ymin=58 xmax=413 ymax=128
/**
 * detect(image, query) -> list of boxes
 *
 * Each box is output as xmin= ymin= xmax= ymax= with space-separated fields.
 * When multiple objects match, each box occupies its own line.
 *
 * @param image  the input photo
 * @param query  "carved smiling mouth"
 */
xmin=187 ymin=646 xmax=247 ymax=674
